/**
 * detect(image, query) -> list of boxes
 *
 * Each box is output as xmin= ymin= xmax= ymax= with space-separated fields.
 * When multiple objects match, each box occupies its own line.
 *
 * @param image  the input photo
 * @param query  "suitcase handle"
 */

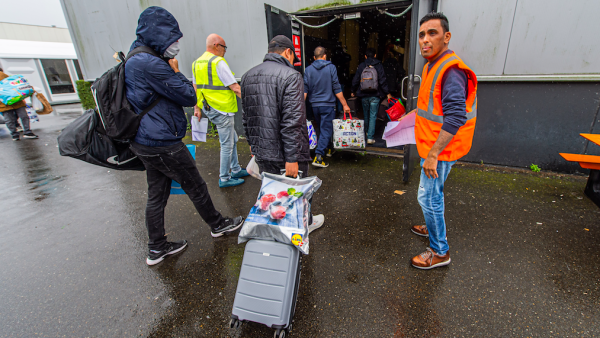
xmin=279 ymin=169 xmax=303 ymax=179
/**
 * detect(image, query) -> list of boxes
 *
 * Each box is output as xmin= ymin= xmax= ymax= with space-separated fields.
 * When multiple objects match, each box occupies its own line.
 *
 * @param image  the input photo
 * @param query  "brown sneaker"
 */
xmin=410 ymin=225 xmax=429 ymax=237
xmin=411 ymin=248 xmax=451 ymax=270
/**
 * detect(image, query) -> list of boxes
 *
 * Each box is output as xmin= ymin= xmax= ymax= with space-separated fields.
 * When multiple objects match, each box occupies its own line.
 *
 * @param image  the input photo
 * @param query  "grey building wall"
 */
xmin=60 ymin=0 xmax=337 ymax=81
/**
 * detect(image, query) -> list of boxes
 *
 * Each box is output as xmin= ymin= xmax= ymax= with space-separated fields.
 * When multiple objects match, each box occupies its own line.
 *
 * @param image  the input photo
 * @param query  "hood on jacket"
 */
xmin=311 ymin=59 xmax=331 ymax=70
xmin=365 ymin=57 xmax=381 ymax=66
xmin=263 ymin=53 xmax=293 ymax=68
xmin=130 ymin=6 xmax=182 ymax=56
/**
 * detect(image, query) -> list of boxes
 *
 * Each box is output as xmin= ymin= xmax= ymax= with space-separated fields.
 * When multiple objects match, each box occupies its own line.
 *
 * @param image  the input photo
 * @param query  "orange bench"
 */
xmin=560 ymin=133 xmax=600 ymax=207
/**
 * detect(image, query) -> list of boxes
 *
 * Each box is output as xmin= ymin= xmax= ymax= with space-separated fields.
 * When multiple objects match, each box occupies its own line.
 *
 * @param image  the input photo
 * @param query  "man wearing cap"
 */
xmin=241 ymin=35 xmax=325 ymax=233
xmin=193 ymin=33 xmax=249 ymax=188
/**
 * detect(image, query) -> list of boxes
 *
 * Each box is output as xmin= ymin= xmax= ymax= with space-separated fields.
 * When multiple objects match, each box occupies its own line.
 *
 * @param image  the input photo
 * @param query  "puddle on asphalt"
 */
xmin=15 ymin=142 xmax=67 ymax=202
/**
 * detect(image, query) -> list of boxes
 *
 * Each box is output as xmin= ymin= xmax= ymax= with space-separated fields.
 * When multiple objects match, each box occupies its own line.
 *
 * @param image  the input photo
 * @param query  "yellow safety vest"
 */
xmin=193 ymin=51 xmax=238 ymax=113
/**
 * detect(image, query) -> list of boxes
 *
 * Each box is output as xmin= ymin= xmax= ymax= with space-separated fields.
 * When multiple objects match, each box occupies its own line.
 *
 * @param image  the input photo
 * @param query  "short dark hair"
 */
xmin=0 ymin=67 xmax=3 ymax=72
xmin=314 ymin=46 xmax=326 ymax=58
xmin=419 ymin=12 xmax=449 ymax=33
xmin=365 ymin=48 xmax=376 ymax=58
xmin=268 ymin=46 xmax=288 ymax=54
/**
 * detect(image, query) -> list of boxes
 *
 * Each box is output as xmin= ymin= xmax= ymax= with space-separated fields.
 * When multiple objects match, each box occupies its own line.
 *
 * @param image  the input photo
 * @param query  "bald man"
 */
xmin=193 ymin=34 xmax=248 ymax=188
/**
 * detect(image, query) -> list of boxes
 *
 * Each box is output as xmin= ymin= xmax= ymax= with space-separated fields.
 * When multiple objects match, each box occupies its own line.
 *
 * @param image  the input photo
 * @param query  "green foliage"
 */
xmin=207 ymin=121 xmax=218 ymax=137
xmin=359 ymin=0 xmax=381 ymax=3
xmin=530 ymin=164 xmax=541 ymax=172
xmin=298 ymin=1 xmax=351 ymax=11
xmin=76 ymin=80 xmax=96 ymax=110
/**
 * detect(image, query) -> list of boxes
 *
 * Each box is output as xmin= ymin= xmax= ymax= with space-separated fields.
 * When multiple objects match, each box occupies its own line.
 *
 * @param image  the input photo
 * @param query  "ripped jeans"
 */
xmin=417 ymin=158 xmax=456 ymax=255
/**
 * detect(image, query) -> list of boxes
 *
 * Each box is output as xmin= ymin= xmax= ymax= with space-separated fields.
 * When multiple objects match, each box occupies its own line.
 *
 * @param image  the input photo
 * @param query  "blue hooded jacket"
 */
xmin=124 ymin=6 xmax=197 ymax=147
xmin=303 ymin=59 xmax=342 ymax=107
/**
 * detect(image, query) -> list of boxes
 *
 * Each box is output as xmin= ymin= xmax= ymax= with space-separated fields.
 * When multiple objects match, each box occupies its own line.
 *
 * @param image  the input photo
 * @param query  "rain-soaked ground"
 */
xmin=1 ymin=105 xmax=599 ymax=338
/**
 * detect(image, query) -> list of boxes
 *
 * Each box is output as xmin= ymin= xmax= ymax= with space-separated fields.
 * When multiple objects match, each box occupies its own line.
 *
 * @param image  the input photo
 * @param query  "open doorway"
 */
xmin=297 ymin=4 xmax=412 ymax=152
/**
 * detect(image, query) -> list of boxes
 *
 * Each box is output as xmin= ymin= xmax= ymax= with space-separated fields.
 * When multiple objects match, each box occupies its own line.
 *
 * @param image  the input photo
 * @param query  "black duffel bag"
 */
xmin=57 ymin=109 xmax=145 ymax=171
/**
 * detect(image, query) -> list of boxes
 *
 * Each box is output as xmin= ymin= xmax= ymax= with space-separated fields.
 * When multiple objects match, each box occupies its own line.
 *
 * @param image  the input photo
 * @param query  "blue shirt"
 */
xmin=427 ymin=50 xmax=468 ymax=135
xmin=304 ymin=59 xmax=342 ymax=107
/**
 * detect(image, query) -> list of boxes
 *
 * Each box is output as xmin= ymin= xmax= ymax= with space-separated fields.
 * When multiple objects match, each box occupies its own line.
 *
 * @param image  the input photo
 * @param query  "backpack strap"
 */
xmin=123 ymin=46 xmax=163 ymax=118
xmin=139 ymin=97 xmax=162 ymax=119
xmin=125 ymin=46 xmax=161 ymax=62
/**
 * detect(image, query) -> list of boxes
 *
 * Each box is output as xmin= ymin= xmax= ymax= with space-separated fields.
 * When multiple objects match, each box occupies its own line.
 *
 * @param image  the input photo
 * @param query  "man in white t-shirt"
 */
xmin=193 ymin=34 xmax=248 ymax=188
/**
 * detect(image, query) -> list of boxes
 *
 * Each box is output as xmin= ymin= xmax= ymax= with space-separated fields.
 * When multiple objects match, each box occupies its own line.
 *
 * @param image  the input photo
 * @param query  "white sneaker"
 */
xmin=308 ymin=214 xmax=324 ymax=233
xmin=367 ymin=139 xmax=375 ymax=144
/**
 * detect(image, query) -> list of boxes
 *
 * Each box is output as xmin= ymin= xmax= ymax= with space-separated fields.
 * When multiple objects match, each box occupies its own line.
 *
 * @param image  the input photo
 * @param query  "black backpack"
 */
xmin=91 ymin=46 xmax=162 ymax=140
xmin=359 ymin=65 xmax=379 ymax=92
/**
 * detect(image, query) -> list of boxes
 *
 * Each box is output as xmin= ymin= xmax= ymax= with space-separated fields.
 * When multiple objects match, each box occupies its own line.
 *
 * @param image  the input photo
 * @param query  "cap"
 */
xmin=268 ymin=35 xmax=300 ymax=64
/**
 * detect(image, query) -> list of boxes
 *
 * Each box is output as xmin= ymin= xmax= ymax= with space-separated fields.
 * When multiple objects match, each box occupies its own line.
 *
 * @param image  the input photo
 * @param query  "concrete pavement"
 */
xmin=0 ymin=106 xmax=598 ymax=337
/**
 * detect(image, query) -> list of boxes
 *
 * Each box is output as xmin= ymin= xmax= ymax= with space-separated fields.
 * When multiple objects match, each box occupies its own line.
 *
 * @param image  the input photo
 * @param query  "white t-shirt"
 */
xmin=195 ymin=60 xmax=237 ymax=117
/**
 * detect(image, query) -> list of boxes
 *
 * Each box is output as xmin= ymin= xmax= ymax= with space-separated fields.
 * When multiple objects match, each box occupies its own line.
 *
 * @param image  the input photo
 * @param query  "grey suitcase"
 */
xmin=230 ymin=239 xmax=301 ymax=337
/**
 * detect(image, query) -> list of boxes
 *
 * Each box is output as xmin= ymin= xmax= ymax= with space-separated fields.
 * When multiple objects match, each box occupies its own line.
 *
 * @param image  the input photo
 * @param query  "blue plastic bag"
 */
xmin=307 ymin=120 xmax=317 ymax=149
xmin=170 ymin=144 xmax=196 ymax=194
xmin=0 ymin=75 xmax=34 ymax=106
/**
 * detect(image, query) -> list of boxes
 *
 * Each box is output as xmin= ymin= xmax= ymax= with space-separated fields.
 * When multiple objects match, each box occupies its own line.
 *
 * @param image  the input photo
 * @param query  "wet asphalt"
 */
xmin=1 ymin=105 xmax=599 ymax=337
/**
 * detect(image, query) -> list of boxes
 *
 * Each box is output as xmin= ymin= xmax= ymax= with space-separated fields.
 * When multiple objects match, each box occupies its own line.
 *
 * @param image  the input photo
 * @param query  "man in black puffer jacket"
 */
xmin=241 ymin=35 xmax=324 ymax=233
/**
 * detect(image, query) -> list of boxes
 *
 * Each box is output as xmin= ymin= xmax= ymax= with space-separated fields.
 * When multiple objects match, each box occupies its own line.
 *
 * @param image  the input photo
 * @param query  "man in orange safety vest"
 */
xmin=406 ymin=12 xmax=478 ymax=269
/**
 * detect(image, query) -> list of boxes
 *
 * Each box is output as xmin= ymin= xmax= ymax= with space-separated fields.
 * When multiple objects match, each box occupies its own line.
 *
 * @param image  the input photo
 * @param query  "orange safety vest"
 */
xmin=415 ymin=51 xmax=478 ymax=161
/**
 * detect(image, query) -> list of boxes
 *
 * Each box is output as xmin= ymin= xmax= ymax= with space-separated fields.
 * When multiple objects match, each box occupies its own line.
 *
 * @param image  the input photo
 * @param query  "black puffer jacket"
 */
xmin=241 ymin=53 xmax=311 ymax=163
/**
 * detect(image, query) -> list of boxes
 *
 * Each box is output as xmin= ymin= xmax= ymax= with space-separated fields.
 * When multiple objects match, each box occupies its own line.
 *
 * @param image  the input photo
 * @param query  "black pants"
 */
xmin=255 ymin=159 xmax=313 ymax=225
xmin=131 ymin=141 xmax=224 ymax=250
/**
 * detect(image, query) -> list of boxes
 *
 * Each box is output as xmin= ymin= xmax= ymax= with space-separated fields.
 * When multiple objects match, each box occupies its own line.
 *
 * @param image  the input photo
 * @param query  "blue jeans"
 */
xmin=312 ymin=106 xmax=335 ymax=156
xmin=417 ymin=158 xmax=456 ymax=255
xmin=203 ymin=107 xmax=241 ymax=181
xmin=361 ymin=96 xmax=380 ymax=140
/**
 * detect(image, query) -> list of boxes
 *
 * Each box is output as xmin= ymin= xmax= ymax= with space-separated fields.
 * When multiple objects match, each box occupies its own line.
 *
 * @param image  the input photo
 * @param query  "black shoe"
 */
xmin=146 ymin=240 xmax=188 ymax=266
xmin=211 ymin=216 xmax=244 ymax=238
xmin=23 ymin=132 xmax=38 ymax=139
xmin=12 ymin=135 xmax=20 ymax=141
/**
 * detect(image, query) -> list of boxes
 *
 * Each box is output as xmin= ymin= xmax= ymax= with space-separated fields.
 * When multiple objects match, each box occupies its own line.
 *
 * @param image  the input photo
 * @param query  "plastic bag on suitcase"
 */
xmin=238 ymin=172 xmax=322 ymax=254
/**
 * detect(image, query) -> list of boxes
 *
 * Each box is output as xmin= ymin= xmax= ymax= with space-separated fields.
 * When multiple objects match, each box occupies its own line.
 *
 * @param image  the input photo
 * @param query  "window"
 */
xmin=73 ymin=60 xmax=84 ymax=80
xmin=40 ymin=59 xmax=75 ymax=94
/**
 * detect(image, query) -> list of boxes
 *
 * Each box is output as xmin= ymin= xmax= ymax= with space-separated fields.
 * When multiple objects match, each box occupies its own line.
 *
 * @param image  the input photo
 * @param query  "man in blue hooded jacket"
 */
xmin=304 ymin=46 xmax=351 ymax=168
xmin=125 ymin=7 xmax=243 ymax=266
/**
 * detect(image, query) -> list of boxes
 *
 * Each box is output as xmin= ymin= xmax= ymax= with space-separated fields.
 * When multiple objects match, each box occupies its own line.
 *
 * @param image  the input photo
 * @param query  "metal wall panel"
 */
xmin=60 ymin=0 xmax=325 ymax=80
xmin=463 ymin=82 xmax=600 ymax=173
xmin=438 ymin=0 xmax=517 ymax=76
xmin=504 ymin=0 xmax=600 ymax=75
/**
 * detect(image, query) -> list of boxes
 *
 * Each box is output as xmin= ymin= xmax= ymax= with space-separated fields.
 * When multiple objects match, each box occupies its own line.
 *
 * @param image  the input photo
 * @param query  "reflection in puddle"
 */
xmin=16 ymin=142 xmax=66 ymax=202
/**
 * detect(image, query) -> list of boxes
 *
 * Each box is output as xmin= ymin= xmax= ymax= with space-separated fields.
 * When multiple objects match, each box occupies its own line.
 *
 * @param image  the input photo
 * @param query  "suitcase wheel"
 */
xmin=229 ymin=318 xmax=242 ymax=330
xmin=274 ymin=328 xmax=287 ymax=338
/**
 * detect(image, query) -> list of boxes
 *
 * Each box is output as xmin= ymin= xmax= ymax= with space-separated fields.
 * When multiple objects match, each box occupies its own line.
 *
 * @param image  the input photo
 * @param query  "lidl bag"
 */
xmin=238 ymin=171 xmax=322 ymax=255
xmin=0 ymin=75 xmax=34 ymax=106
xmin=307 ymin=120 xmax=317 ymax=149
xmin=332 ymin=112 xmax=365 ymax=149
xmin=386 ymin=97 xmax=406 ymax=121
